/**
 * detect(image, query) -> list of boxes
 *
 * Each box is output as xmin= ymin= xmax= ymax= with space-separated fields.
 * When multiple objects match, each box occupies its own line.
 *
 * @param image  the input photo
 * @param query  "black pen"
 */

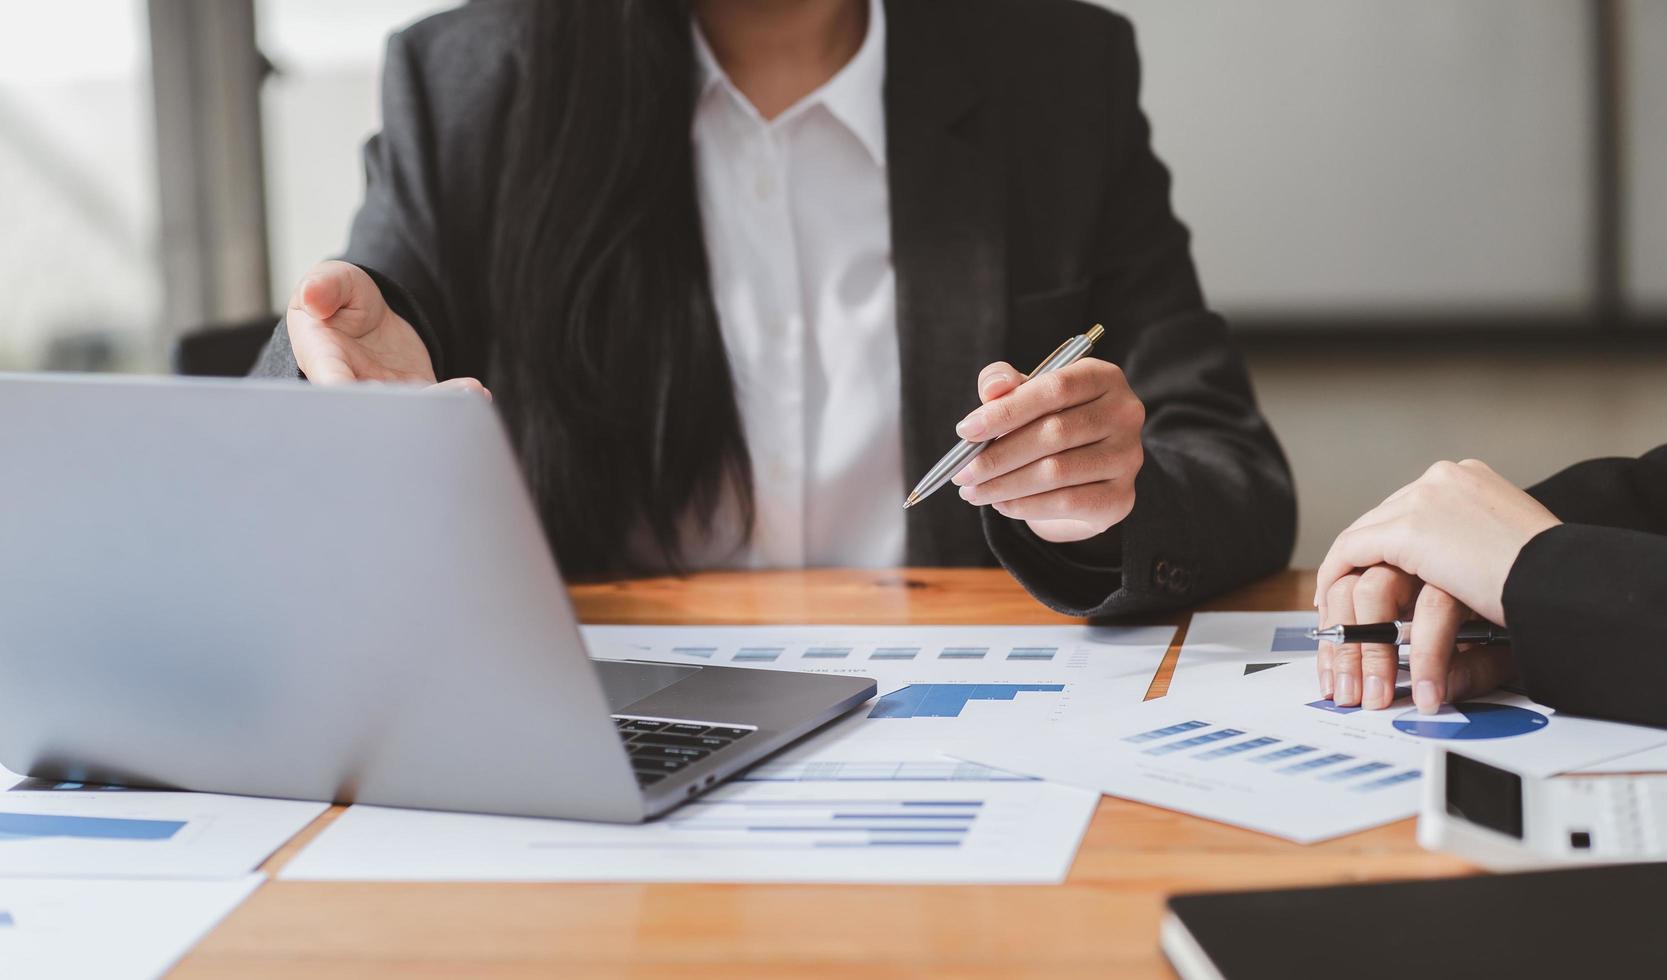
xmin=1308 ymin=621 xmax=1510 ymax=647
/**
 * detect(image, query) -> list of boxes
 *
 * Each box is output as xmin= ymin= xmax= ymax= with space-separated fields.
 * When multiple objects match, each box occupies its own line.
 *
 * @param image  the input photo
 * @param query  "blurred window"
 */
xmin=1108 ymin=0 xmax=1594 ymax=320
xmin=257 ymin=0 xmax=460 ymax=307
xmin=1622 ymin=0 xmax=1667 ymax=312
xmin=0 ymin=0 xmax=161 ymax=370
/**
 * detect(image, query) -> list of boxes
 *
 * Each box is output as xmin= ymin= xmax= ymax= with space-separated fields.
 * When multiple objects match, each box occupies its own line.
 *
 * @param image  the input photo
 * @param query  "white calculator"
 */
xmin=1418 ymin=748 xmax=1667 ymax=871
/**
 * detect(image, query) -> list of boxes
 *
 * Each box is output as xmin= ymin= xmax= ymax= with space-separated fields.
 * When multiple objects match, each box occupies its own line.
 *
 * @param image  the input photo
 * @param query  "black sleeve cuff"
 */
xmin=1503 ymin=523 xmax=1667 ymax=728
xmin=981 ymin=456 xmax=1201 ymax=617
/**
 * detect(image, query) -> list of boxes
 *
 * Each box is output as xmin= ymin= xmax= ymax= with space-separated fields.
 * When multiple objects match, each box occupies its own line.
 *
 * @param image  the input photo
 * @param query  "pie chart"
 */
xmin=1391 ymin=702 xmax=1549 ymax=740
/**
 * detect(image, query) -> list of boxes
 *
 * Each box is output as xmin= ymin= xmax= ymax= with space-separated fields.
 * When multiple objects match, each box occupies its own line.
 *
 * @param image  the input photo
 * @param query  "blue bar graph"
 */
xmin=1006 ymin=647 xmax=1057 ymax=661
xmin=1195 ymin=736 xmax=1281 ymax=760
xmin=1272 ymin=627 xmax=1319 ymax=652
xmin=0 ymin=812 xmax=186 ymax=841
xmin=1250 ymin=744 xmax=1316 ymax=764
xmin=1144 ymin=729 xmax=1245 ymax=756
xmin=867 ymin=684 xmax=1066 ymax=719
xmin=1355 ymin=770 xmax=1421 ymax=792
xmin=1279 ymin=753 xmax=1352 ymax=774
xmin=0 ymin=911 xmax=12 ymax=928
xmin=1123 ymin=720 xmax=1209 ymax=744
xmin=870 ymin=647 xmax=920 ymax=661
xmin=1321 ymin=761 xmax=1393 ymax=782
xmin=803 ymin=647 xmax=851 ymax=660
xmin=938 ymin=647 xmax=988 ymax=660
xmin=672 ymin=646 xmax=717 ymax=659
xmin=733 ymin=647 xmax=783 ymax=662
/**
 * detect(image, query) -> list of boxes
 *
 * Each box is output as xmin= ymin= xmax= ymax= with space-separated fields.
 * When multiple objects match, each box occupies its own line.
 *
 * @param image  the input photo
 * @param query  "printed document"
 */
xmin=0 ymin=875 xmax=262 ymax=980
xmin=284 ymin=625 xmax=1166 ymax=883
xmin=0 ymin=781 xmax=326 ymax=878
xmin=956 ymin=662 xmax=1667 ymax=843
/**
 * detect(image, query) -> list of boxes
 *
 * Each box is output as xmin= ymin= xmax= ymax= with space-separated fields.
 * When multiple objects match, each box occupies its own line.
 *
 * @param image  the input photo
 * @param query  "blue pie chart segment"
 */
xmin=1392 ymin=702 xmax=1549 ymax=740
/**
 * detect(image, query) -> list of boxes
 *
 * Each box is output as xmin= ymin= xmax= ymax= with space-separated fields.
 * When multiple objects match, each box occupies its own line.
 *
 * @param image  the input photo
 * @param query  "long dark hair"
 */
xmin=488 ymin=0 xmax=751 ymax=577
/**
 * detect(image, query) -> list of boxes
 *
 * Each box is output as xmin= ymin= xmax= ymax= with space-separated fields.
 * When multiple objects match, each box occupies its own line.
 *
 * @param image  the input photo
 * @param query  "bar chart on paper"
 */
xmin=959 ymin=706 xmax=1425 ymax=843
xmin=0 ymin=785 xmax=326 ymax=878
xmin=581 ymin=624 xmax=1173 ymax=757
xmin=868 ymin=684 xmax=1067 ymax=719
xmin=280 ymin=779 xmax=1100 ymax=884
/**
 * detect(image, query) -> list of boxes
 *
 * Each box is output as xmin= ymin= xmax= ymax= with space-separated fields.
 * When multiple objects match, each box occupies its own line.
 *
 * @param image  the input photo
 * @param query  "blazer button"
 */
xmin=1152 ymin=559 xmax=1171 ymax=588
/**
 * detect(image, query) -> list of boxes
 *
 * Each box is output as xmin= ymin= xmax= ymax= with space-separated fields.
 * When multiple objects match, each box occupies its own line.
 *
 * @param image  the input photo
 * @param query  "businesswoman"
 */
xmin=1312 ymin=448 xmax=1667 ymax=729
xmin=255 ymin=0 xmax=1295 ymax=615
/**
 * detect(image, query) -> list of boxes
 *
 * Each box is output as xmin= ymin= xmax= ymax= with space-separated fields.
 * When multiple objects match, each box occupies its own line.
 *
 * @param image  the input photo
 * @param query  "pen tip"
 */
xmin=903 ymin=493 xmax=919 ymax=510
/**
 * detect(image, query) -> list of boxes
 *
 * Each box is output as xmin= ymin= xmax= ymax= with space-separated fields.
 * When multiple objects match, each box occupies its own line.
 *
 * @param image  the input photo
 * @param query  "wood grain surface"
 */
xmin=173 ymin=569 xmax=1473 ymax=978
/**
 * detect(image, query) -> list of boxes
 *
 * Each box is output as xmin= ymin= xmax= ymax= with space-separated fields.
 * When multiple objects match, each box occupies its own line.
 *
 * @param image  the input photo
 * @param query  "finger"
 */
xmin=976 ymin=362 xmax=1023 ymax=403
xmin=1316 ymin=615 xmax=1335 ymax=700
xmin=295 ymin=261 xmax=361 ymax=322
xmin=1352 ymin=565 xmax=1416 ymax=709
xmin=953 ymin=398 xmax=1114 ymax=487
xmin=960 ymin=440 xmax=1136 ymax=505
xmin=988 ymin=479 xmax=1132 ymax=527
xmin=1314 ymin=521 xmax=1402 ymax=610
xmin=1445 ymin=646 xmax=1517 ymax=702
xmin=1408 ymin=585 xmax=1465 ymax=713
xmin=296 ymin=345 xmax=358 ymax=385
xmin=956 ymin=359 xmax=1123 ymax=443
xmin=1325 ymin=574 xmax=1362 ymax=706
xmin=432 ymin=377 xmax=492 ymax=401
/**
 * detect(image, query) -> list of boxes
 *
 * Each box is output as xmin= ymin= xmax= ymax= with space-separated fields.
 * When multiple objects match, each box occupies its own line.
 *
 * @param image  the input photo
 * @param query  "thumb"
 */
xmin=296 ymin=261 xmax=363 ymax=323
xmin=431 ymin=377 xmax=492 ymax=401
xmin=976 ymin=361 xmax=1023 ymax=404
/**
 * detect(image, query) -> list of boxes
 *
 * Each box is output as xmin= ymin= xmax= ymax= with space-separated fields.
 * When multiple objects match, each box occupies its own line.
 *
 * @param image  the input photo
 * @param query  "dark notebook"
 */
xmin=1163 ymin=863 xmax=1667 ymax=980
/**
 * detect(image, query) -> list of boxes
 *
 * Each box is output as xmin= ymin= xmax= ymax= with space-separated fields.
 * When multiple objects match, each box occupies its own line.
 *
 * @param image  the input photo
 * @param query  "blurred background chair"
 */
xmin=170 ymin=316 xmax=276 ymax=377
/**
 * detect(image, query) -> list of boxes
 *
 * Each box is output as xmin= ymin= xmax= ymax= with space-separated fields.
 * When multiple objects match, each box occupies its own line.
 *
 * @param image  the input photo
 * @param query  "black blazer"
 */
xmin=1510 ymin=445 xmax=1667 ymax=728
xmin=254 ymin=0 xmax=1296 ymax=616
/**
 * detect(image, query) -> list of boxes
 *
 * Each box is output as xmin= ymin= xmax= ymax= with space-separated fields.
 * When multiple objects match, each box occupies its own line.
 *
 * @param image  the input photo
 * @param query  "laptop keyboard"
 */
xmin=612 ymin=715 xmax=755 ymax=788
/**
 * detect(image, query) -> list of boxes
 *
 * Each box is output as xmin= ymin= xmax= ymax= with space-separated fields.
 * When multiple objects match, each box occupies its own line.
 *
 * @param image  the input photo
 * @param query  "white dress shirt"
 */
xmin=684 ymin=0 xmax=904 ymax=570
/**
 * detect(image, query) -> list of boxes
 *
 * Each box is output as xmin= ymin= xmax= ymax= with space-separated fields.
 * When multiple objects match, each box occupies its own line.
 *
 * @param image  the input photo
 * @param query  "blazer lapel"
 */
xmin=885 ymin=0 xmax=1008 ymax=566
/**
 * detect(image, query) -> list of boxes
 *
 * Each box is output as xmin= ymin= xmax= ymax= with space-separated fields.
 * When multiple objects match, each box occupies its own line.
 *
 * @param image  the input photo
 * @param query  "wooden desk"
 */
xmin=176 ymin=569 xmax=1474 ymax=978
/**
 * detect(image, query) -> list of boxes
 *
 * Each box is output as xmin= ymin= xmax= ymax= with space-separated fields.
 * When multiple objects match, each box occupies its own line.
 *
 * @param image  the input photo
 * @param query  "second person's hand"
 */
xmin=284 ymin=260 xmax=488 ymax=397
xmin=949 ymin=358 xmax=1145 ymax=543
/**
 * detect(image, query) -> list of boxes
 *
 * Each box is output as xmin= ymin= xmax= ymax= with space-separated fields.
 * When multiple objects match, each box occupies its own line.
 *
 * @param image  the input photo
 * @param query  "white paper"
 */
xmin=1171 ymin=611 xmax=1321 ymax=686
xmin=0 ymin=782 xmax=326 ymax=879
xmin=957 ymin=663 xmax=1667 ymax=843
xmin=281 ymin=778 xmax=1098 ymax=884
xmin=584 ymin=624 xmax=1174 ymax=760
xmin=0 ymin=875 xmax=262 ymax=980
xmin=1577 ymin=742 xmax=1667 ymax=773
xmin=282 ymin=625 xmax=1158 ymax=884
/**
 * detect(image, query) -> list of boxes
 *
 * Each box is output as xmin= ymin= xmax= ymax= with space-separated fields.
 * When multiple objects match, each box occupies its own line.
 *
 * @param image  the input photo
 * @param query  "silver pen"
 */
xmin=903 ymin=324 xmax=1106 ymax=510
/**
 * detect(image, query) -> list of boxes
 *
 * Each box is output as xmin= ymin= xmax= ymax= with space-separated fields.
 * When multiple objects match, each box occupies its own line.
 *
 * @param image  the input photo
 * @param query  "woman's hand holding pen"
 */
xmin=950 ymin=357 xmax=1146 ymax=543
xmin=1313 ymin=459 xmax=1561 ymax=713
xmin=285 ymin=260 xmax=489 ymax=397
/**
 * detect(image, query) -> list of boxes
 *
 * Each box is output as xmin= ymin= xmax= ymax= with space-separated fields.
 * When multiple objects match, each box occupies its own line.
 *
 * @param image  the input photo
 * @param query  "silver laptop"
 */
xmin=0 ymin=373 xmax=874 ymax=822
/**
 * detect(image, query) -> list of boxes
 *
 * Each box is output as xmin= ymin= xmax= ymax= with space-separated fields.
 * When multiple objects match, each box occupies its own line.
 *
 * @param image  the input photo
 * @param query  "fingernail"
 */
xmin=1364 ymin=675 xmax=1386 ymax=709
xmin=956 ymin=412 xmax=987 ymax=440
xmin=981 ymin=373 xmax=1014 ymax=397
xmin=958 ymin=485 xmax=975 ymax=503
xmin=1414 ymin=680 xmax=1439 ymax=714
xmin=1335 ymin=672 xmax=1357 ymax=705
xmin=1318 ymin=669 xmax=1333 ymax=699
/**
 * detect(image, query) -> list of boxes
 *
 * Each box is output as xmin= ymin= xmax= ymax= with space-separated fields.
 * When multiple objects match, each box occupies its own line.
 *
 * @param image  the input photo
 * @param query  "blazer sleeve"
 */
xmin=251 ymin=11 xmax=518 ymax=381
xmin=1503 ymin=523 xmax=1667 ymax=729
xmin=983 ymin=15 xmax=1296 ymax=617
xmin=1525 ymin=444 xmax=1667 ymax=534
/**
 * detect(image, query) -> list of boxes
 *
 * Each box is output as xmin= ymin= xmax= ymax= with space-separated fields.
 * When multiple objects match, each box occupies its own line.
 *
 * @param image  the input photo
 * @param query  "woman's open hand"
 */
xmin=284 ymin=260 xmax=487 ymax=397
xmin=950 ymin=358 xmax=1146 ymax=543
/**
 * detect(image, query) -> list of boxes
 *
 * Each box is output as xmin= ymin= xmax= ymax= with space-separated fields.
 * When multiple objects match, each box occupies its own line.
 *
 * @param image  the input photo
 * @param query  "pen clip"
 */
xmin=1025 ymin=338 xmax=1076 ymax=379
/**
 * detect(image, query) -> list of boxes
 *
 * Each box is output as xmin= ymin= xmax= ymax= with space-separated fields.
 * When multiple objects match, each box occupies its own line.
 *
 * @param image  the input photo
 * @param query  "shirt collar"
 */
xmin=693 ymin=0 xmax=887 ymax=166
